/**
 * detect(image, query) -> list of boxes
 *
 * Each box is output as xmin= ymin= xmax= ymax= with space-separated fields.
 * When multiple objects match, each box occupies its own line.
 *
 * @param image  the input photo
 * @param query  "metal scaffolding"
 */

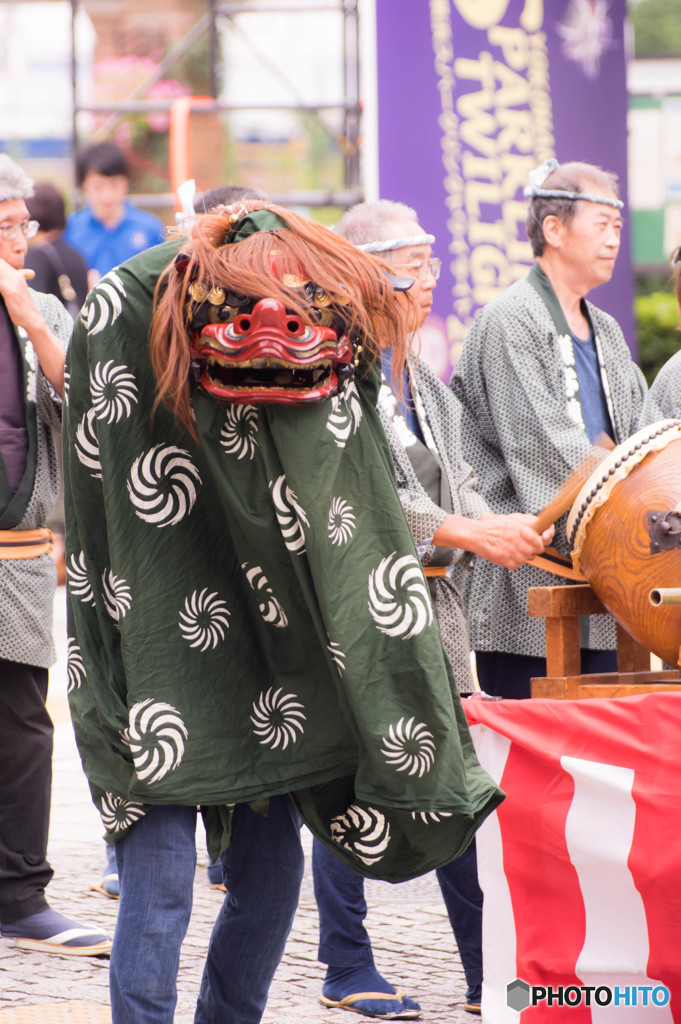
xmin=66 ymin=0 xmax=364 ymax=210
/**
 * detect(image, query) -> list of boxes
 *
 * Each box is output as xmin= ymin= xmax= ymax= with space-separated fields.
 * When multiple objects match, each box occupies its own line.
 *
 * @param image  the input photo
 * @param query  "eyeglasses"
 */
xmin=391 ymin=257 xmax=442 ymax=282
xmin=0 ymin=220 xmax=39 ymax=241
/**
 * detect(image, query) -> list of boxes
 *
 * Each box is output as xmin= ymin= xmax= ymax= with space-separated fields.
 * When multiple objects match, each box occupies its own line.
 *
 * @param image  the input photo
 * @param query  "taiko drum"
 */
xmin=566 ymin=420 xmax=681 ymax=669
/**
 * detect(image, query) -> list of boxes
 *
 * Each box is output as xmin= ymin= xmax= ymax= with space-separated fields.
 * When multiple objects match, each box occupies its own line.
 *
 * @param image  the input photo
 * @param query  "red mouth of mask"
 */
xmin=191 ymin=297 xmax=355 ymax=406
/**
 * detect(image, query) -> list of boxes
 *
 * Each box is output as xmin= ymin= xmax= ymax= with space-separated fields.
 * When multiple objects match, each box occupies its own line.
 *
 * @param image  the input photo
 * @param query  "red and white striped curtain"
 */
xmin=464 ymin=693 xmax=681 ymax=1022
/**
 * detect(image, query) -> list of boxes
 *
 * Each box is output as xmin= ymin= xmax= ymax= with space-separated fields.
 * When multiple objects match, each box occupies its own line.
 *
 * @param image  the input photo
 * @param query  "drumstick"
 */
xmin=533 ymin=433 xmax=616 ymax=534
xmin=21 ymin=269 xmax=35 ymax=280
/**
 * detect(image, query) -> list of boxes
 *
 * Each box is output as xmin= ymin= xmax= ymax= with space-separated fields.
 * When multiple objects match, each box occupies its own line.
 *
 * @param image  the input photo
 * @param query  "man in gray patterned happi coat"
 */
xmin=640 ymin=246 xmax=681 ymax=426
xmin=0 ymin=153 xmax=111 ymax=956
xmin=309 ymin=199 xmax=552 ymax=1021
xmin=642 ymin=349 xmax=681 ymax=425
xmin=452 ymin=160 xmax=648 ymax=699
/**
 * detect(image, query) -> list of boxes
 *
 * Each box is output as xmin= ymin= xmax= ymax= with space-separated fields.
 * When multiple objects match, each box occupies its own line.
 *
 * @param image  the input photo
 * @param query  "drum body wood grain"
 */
xmin=567 ymin=421 xmax=681 ymax=669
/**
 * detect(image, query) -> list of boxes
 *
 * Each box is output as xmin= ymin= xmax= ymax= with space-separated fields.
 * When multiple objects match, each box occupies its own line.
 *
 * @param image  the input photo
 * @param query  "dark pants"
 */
xmin=475 ymin=649 xmax=619 ymax=700
xmin=313 ymin=836 xmax=483 ymax=1003
xmin=0 ymin=658 xmax=53 ymax=922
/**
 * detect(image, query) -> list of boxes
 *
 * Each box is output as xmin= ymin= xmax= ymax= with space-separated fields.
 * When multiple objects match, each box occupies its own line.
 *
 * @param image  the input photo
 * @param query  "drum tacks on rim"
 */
xmin=566 ymin=419 xmax=681 ymax=670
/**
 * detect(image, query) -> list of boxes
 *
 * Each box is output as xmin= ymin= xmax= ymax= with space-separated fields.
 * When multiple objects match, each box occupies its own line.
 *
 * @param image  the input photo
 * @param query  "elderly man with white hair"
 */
xmin=311 ymin=199 xmax=552 ymax=1020
xmin=0 ymin=153 xmax=111 ymax=956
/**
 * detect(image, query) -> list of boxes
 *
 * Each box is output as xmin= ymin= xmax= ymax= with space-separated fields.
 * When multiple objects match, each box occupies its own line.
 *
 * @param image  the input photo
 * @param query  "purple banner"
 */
xmin=376 ymin=0 xmax=635 ymax=380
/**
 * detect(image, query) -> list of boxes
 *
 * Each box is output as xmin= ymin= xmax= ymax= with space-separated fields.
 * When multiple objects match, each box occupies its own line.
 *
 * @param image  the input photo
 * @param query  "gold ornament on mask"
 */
xmin=282 ymin=273 xmax=306 ymax=288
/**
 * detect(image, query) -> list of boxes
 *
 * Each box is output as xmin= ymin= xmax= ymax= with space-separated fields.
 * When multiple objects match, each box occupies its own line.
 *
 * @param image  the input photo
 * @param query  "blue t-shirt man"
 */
xmin=65 ymin=200 xmax=166 ymax=281
xmin=64 ymin=142 xmax=166 ymax=285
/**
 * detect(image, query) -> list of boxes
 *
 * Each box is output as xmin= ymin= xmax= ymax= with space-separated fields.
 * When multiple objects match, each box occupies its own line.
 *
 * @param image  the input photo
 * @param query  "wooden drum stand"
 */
xmin=528 ymin=583 xmax=681 ymax=699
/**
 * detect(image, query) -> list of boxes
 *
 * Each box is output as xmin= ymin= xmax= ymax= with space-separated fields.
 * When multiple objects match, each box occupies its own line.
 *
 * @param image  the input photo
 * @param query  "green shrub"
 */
xmin=635 ymin=291 xmax=681 ymax=385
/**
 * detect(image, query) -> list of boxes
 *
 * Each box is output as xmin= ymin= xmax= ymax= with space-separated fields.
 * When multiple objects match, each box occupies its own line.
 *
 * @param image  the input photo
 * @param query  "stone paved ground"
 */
xmin=0 ymin=589 xmax=477 ymax=1023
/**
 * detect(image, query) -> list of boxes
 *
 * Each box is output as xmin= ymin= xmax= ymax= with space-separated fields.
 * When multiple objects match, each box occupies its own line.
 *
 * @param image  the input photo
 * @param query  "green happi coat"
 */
xmin=63 ymin=240 xmax=502 ymax=882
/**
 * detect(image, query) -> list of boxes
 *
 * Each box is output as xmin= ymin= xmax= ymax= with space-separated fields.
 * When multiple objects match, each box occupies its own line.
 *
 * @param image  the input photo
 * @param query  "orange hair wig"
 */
xmin=150 ymin=201 xmax=417 ymax=435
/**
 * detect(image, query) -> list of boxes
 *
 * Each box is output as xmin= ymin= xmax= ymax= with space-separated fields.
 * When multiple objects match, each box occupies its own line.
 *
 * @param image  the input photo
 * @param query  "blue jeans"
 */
xmin=110 ymin=796 xmax=304 ymax=1024
xmin=312 ymin=836 xmax=483 ymax=1003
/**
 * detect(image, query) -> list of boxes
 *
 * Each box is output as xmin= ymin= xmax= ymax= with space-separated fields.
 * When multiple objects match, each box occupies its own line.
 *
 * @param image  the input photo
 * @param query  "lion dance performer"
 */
xmin=62 ymin=201 xmax=503 ymax=1023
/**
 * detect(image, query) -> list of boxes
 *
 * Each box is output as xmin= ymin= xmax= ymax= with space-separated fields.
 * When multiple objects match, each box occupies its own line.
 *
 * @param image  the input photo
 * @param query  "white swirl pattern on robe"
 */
xmin=410 ymin=809 xmax=453 ymax=824
xmin=381 ymin=716 xmax=436 ymax=777
xmin=368 ymin=553 xmax=434 ymax=638
xmin=66 ymin=637 xmax=86 ymax=693
xmin=84 ymin=272 xmax=125 ymax=335
xmin=328 ymin=497 xmax=356 ymax=546
xmin=75 ymin=408 xmax=102 ymax=479
xmin=220 ymin=404 xmax=259 ymax=460
xmin=325 ymin=381 xmax=363 ymax=447
xmin=271 ymin=475 xmax=309 ymax=554
xmin=90 ymin=360 xmax=139 ymax=423
xmin=327 ymin=637 xmax=346 ymax=675
xmin=329 ymin=804 xmax=391 ymax=865
xmin=99 ymin=793 xmax=147 ymax=833
xmin=123 ymin=699 xmax=189 ymax=784
xmin=127 ymin=445 xmax=201 ymax=527
xmin=66 ymin=551 xmax=96 ymax=606
xmin=102 ymin=569 xmax=132 ymax=623
xmin=251 ymin=686 xmax=306 ymax=749
xmin=178 ymin=589 xmax=231 ymax=650
xmin=242 ymin=564 xmax=288 ymax=628
xmin=63 ymin=368 xmax=70 ymax=403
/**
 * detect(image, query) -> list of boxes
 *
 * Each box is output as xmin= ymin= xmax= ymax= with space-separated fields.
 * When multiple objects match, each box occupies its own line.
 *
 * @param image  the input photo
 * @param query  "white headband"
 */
xmin=523 ymin=185 xmax=624 ymax=209
xmin=523 ymin=158 xmax=623 ymax=209
xmin=357 ymin=234 xmax=435 ymax=253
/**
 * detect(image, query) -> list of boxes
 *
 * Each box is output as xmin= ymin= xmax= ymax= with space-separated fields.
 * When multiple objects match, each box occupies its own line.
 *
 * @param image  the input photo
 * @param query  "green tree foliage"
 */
xmin=630 ymin=0 xmax=681 ymax=57
xmin=635 ymin=290 xmax=681 ymax=383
